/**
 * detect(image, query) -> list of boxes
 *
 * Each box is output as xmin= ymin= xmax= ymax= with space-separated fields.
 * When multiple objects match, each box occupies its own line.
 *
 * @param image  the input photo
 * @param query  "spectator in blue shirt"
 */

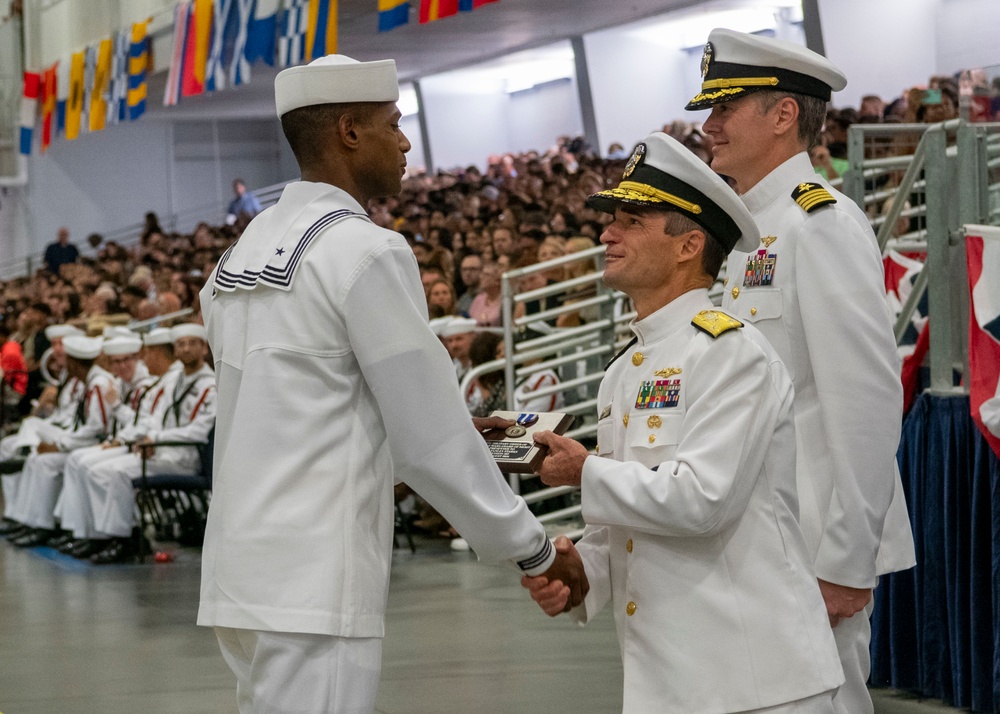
xmin=226 ymin=179 xmax=262 ymax=224
xmin=43 ymin=227 xmax=79 ymax=276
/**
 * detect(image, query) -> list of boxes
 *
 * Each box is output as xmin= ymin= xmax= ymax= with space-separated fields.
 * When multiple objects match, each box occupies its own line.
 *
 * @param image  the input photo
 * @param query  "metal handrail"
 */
xmin=875 ymin=125 xmax=935 ymax=252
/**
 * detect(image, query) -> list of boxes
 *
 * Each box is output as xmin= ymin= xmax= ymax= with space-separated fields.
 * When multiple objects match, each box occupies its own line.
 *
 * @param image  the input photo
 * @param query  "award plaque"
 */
xmin=483 ymin=411 xmax=574 ymax=474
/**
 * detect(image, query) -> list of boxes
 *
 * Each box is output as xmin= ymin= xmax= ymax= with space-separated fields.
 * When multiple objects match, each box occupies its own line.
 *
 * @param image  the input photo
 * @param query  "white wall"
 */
xmin=419 ymin=78 xmax=510 ymax=171
xmin=818 ymin=0 xmax=938 ymax=108
xmin=933 ymin=0 xmax=1000 ymax=77
xmin=584 ymin=31 xmax=697 ymax=157
xmin=25 ymin=119 xmax=172 ymax=253
xmin=418 ymin=43 xmax=581 ymax=171
xmin=507 ymin=77 xmax=584 ymax=156
xmin=0 ymin=187 xmax=35 ymax=278
xmin=399 ymin=114 xmax=426 ymax=175
xmin=585 ymin=6 xmax=806 ymax=155
xmin=17 ymin=116 xmax=290 ymax=262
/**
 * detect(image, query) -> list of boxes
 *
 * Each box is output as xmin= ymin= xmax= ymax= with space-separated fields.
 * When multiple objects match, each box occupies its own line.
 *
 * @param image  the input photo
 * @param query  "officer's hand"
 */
xmin=522 ymin=536 xmax=588 ymax=615
xmin=102 ymin=439 xmax=122 ymax=449
xmin=36 ymin=442 xmax=59 ymax=454
xmin=817 ymin=578 xmax=872 ymax=628
xmin=533 ymin=431 xmax=588 ymax=487
xmin=472 ymin=415 xmax=514 ymax=435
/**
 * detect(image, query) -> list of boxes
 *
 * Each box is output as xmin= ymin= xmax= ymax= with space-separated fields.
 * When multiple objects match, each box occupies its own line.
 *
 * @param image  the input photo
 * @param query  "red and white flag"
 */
xmin=965 ymin=224 xmax=1000 ymax=456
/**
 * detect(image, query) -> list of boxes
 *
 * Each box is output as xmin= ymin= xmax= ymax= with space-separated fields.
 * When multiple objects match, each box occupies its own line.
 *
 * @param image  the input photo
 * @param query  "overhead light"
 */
xmin=423 ymin=42 xmax=575 ymax=96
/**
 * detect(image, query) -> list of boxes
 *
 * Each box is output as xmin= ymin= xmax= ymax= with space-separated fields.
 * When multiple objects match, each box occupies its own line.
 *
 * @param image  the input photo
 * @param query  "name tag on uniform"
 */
xmin=634 ymin=379 xmax=681 ymax=409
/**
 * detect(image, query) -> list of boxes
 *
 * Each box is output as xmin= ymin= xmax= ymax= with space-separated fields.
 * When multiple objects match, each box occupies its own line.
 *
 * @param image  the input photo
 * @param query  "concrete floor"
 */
xmin=0 ymin=537 xmax=964 ymax=714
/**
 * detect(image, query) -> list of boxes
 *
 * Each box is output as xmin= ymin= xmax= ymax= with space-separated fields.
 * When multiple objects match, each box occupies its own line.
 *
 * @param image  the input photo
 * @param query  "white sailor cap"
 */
xmin=44 ymin=324 xmax=84 ymax=340
xmin=102 ymin=325 xmax=135 ymax=339
xmin=686 ymin=28 xmax=847 ymax=110
xmin=64 ymin=335 xmax=104 ymax=360
xmin=143 ymin=328 xmax=174 ymax=346
xmin=103 ymin=335 xmax=142 ymax=356
xmin=587 ymin=132 xmax=759 ymax=253
xmin=275 ymin=54 xmax=399 ymax=118
xmin=170 ymin=324 xmax=208 ymax=343
xmin=440 ymin=317 xmax=478 ymax=338
xmin=429 ymin=316 xmax=454 ymax=337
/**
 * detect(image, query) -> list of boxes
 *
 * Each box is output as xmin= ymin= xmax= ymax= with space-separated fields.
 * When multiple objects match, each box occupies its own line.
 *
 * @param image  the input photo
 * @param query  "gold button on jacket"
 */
xmin=631 ymin=352 xmax=644 ymax=366
xmin=626 ymin=601 xmax=637 ymax=616
xmin=626 ymin=539 xmax=633 ymax=553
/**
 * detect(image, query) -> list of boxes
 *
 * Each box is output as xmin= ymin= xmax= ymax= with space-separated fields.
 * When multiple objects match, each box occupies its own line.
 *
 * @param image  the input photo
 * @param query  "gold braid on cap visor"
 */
xmin=701 ymin=76 xmax=779 ymax=89
xmin=610 ymin=181 xmax=703 ymax=215
xmin=689 ymin=77 xmax=779 ymax=105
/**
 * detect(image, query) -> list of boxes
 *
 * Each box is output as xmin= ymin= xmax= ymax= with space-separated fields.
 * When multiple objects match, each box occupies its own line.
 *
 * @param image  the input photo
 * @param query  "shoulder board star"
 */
xmin=691 ymin=310 xmax=743 ymax=338
xmin=791 ymin=182 xmax=837 ymax=213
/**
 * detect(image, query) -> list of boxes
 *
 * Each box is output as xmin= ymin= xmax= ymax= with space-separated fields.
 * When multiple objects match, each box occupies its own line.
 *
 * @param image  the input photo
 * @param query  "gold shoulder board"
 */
xmin=691 ymin=310 xmax=743 ymax=338
xmin=791 ymin=182 xmax=837 ymax=213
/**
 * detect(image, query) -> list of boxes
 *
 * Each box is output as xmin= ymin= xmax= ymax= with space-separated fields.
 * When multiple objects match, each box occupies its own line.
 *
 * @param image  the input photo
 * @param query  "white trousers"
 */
xmin=1 ymin=432 xmax=28 ymax=519
xmin=737 ymin=690 xmax=838 ymax=713
xmin=83 ymin=447 xmax=199 ymax=538
xmin=12 ymin=452 xmax=68 ymax=529
xmin=830 ymin=598 xmax=875 ymax=714
xmin=57 ymin=445 xmax=128 ymax=539
xmin=215 ymin=627 xmax=382 ymax=714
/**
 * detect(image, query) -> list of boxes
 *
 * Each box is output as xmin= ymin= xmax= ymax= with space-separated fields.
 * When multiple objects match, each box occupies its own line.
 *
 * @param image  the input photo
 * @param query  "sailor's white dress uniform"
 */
xmin=197 ymin=182 xmax=556 ymax=708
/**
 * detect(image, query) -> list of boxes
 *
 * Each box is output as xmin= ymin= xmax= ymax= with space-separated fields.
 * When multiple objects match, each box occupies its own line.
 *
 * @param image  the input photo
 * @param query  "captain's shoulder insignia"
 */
xmin=691 ymin=309 xmax=743 ymax=338
xmin=791 ymin=182 xmax=837 ymax=213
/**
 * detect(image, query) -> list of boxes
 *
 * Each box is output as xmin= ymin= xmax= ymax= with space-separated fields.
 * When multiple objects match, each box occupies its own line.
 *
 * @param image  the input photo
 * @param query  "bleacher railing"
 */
xmin=455 ymin=245 xmax=635 ymax=528
xmin=844 ymin=118 xmax=1000 ymax=394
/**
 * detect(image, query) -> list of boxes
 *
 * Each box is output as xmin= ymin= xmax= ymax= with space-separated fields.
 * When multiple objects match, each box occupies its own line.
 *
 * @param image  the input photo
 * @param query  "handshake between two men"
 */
xmin=471 ymin=416 xmax=589 ymax=614
xmin=520 ymin=429 xmax=591 ymax=616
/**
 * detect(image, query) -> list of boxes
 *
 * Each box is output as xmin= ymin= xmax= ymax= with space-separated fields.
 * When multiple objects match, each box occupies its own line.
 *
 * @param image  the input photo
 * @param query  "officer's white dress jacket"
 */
xmin=197 ymin=181 xmax=554 ymax=638
xmin=574 ymin=289 xmax=843 ymax=714
xmin=721 ymin=152 xmax=915 ymax=586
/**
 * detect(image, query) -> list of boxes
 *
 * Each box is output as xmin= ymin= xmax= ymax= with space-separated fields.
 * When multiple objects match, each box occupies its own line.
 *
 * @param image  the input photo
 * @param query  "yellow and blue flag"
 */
xmin=378 ymin=0 xmax=409 ymax=32
xmin=129 ymin=20 xmax=149 ymax=119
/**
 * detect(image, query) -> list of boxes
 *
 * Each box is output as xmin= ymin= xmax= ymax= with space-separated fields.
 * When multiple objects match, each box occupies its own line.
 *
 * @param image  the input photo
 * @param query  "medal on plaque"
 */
xmin=484 ymin=410 xmax=574 ymax=474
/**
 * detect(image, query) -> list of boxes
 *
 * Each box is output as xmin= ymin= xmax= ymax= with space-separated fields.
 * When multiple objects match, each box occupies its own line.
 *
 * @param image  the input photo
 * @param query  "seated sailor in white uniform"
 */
xmin=76 ymin=324 xmax=214 ymax=565
xmin=54 ymin=329 xmax=178 ymax=559
xmin=7 ymin=334 xmax=118 ymax=547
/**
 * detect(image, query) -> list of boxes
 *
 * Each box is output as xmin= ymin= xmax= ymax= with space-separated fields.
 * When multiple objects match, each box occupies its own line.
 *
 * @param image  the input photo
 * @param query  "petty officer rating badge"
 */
xmin=634 ymin=379 xmax=681 ymax=409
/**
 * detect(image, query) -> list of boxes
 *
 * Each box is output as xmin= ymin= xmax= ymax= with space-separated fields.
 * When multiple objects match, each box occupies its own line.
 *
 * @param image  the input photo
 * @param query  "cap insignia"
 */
xmin=622 ymin=143 xmax=646 ymax=179
xmin=700 ymin=42 xmax=714 ymax=79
